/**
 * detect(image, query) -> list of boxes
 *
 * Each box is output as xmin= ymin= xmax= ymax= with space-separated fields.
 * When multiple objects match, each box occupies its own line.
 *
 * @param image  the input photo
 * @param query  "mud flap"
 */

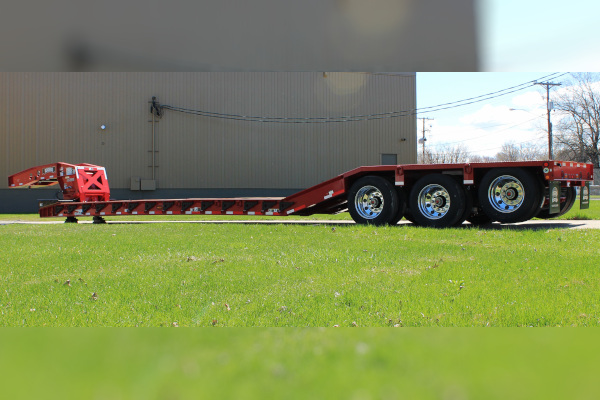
xmin=580 ymin=182 xmax=590 ymax=209
xmin=549 ymin=181 xmax=561 ymax=214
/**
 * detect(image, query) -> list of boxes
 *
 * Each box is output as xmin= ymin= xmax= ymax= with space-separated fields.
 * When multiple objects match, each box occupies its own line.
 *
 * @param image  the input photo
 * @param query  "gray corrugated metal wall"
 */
xmin=1 ymin=72 xmax=416 ymax=192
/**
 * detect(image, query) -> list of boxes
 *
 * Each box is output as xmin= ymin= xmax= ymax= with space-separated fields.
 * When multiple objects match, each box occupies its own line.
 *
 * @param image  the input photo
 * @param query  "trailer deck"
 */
xmin=8 ymin=161 xmax=594 ymax=228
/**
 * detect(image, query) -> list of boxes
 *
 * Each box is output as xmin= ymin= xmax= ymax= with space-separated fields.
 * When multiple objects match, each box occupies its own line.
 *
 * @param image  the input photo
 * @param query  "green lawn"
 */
xmin=557 ymin=198 xmax=600 ymax=220
xmin=2 ymin=221 xmax=599 ymax=327
xmin=1 ymin=329 xmax=598 ymax=400
xmin=3 ymin=204 xmax=600 ymax=399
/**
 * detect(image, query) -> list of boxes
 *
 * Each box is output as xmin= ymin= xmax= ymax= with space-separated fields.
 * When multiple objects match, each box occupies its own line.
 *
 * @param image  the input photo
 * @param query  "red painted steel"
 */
xmin=8 ymin=162 xmax=110 ymax=202
xmin=8 ymin=160 xmax=595 ymax=220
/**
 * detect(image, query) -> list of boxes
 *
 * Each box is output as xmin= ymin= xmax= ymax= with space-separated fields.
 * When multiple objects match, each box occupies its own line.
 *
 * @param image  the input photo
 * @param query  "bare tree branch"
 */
xmin=554 ymin=73 xmax=600 ymax=167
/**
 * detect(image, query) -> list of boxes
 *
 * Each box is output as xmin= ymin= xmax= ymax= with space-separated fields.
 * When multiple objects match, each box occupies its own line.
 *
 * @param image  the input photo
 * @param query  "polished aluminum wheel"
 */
xmin=354 ymin=185 xmax=385 ymax=219
xmin=417 ymin=184 xmax=451 ymax=220
xmin=487 ymin=175 xmax=525 ymax=213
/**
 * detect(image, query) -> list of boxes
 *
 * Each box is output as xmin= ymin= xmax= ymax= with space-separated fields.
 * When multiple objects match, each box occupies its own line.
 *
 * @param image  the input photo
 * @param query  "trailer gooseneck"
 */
xmin=8 ymin=161 xmax=593 ymax=228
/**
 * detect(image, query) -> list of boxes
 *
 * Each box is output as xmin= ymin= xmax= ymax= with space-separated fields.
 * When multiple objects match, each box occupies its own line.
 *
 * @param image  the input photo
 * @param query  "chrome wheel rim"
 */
xmin=488 ymin=175 xmax=525 ymax=213
xmin=418 ymin=184 xmax=450 ymax=220
xmin=355 ymin=185 xmax=384 ymax=219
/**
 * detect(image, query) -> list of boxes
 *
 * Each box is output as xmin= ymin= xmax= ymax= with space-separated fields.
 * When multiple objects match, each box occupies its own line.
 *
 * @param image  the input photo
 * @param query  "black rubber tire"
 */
xmin=389 ymin=188 xmax=408 ymax=225
xmin=409 ymin=174 xmax=467 ymax=228
xmin=537 ymin=187 xmax=577 ymax=219
xmin=347 ymin=176 xmax=399 ymax=226
xmin=478 ymin=168 xmax=543 ymax=223
xmin=454 ymin=185 xmax=474 ymax=227
xmin=529 ymin=178 xmax=547 ymax=220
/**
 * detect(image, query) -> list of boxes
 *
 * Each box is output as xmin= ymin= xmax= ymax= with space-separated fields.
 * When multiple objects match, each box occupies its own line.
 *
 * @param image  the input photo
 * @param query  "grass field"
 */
xmin=2 ymin=201 xmax=599 ymax=398
xmin=556 ymin=198 xmax=600 ymax=220
xmin=2 ymin=214 xmax=599 ymax=327
xmin=1 ymin=329 xmax=599 ymax=400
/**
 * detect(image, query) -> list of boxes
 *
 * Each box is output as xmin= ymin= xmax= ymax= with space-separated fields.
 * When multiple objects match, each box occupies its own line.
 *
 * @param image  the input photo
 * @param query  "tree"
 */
xmin=495 ymin=142 xmax=545 ymax=162
xmin=468 ymin=154 xmax=497 ymax=163
xmin=419 ymin=144 xmax=470 ymax=164
xmin=553 ymin=73 xmax=600 ymax=167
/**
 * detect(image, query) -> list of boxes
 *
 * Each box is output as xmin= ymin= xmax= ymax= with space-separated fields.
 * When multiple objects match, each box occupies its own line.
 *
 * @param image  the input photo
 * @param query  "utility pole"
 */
xmin=419 ymin=117 xmax=434 ymax=163
xmin=535 ymin=82 xmax=561 ymax=160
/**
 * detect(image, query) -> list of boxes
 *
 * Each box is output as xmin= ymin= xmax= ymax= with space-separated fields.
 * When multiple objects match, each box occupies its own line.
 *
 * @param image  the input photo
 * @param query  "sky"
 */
xmin=481 ymin=0 xmax=600 ymax=71
xmin=412 ymin=0 xmax=600 ymax=158
xmin=416 ymin=72 xmax=573 ymax=157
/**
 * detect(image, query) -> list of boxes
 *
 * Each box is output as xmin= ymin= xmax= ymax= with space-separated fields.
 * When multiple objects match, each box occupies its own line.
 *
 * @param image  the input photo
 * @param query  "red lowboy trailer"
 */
xmin=8 ymin=160 xmax=594 ymax=228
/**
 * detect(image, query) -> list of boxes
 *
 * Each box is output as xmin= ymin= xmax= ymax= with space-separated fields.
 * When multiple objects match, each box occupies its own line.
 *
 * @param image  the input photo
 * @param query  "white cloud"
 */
xmin=426 ymin=119 xmax=544 ymax=157
xmin=458 ymin=103 xmax=542 ymax=127
xmin=424 ymin=92 xmax=548 ymax=157
xmin=511 ymin=90 xmax=544 ymax=110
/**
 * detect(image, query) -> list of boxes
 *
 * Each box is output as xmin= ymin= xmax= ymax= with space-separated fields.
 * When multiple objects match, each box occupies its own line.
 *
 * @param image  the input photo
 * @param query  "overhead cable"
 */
xmin=158 ymin=73 xmax=568 ymax=123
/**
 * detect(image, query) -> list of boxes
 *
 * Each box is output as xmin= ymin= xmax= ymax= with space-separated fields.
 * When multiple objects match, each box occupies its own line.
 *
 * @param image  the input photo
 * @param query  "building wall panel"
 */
xmin=1 ymin=72 xmax=416 ymax=192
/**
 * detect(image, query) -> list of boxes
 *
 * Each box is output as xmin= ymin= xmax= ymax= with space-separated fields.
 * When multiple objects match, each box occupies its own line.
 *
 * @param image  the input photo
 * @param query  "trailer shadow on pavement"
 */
xmin=2 ymin=219 xmax=600 ymax=230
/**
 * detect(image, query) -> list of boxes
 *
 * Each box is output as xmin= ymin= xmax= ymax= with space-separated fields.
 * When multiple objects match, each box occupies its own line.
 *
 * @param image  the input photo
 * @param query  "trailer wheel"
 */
xmin=454 ymin=185 xmax=474 ymax=227
xmin=409 ymin=174 xmax=467 ymax=228
xmin=389 ymin=188 xmax=408 ymax=225
xmin=348 ymin=176 xmax=398 ymax=225
xmin=403 ymin=210 xmax=415 ymax=224
xmin=537 ymin=187 xmax=577 ymax=219
xmin=478 ymin=168 xmax=543 ymax=223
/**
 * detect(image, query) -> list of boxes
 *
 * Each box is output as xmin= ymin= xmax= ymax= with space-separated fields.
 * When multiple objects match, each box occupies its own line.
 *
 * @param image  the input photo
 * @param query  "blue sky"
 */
xmin=413 ymin=0 xmax=600 ymax=157
xmin=481 ymin=0 xmax=600 ymax=70
xmin=416 ymin=72 xmax=570 ymax=156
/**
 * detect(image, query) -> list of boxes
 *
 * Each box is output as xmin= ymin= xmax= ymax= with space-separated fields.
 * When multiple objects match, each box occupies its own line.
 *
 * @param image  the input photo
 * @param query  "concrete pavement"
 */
xmin=2 ymin=218 xmax=600 ymax=230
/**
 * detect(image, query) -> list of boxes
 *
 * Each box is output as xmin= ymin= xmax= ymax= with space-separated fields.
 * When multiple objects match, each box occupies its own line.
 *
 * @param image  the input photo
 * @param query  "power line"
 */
xmin=158 ymin=73 xmax=568 ymax=123
xmin=428 ymin=114 xmax=546 ymax=147
xmin=416 ymin=73 xmax=565 ymax=114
